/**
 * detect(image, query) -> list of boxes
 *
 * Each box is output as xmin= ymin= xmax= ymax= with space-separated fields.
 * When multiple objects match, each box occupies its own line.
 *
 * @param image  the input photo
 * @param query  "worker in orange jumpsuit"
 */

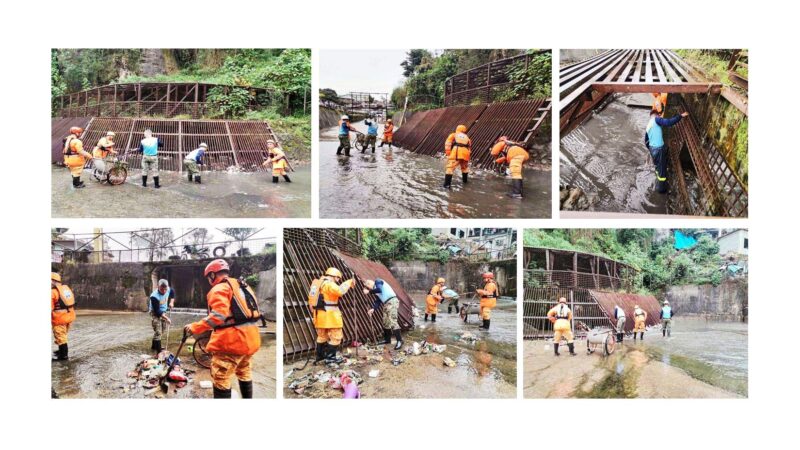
xmin=63 ymin=126 xmax=94 ymax=188
xmin=262 ymin=140 xmax=291 ymax=183
xmin=185 ymin=259 xmax=262 ymax=399
xmin=632 ymin=304 xmax=648 ymax=341
xmin=308 ymin=267 xmax=356 ymax=364
xmin=379 ymin=119 xmax=394 ymax=149
xmin=476 ymin=272 xmax=498 ymax=330
xmin=425 ymin=277 xmax=446 ymax=322
xmin=547 ymin=297 xmax=577 ymax=356
xmin=652 ymin=93 xmax=668 ymax=116
xmin=443 ymin=124 xmax=471 ymax=188
xmin=491 ymin=136 xmax=530 ymax=199
xmin=92 ymin=131 xmax=117 ymax=177
xmin=51 ymin=272 xmax=76 ymax=361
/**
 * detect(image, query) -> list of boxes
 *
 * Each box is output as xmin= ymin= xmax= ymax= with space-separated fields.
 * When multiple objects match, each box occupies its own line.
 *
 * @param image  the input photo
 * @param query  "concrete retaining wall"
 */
xmin=665 ymin=279 xmax=748 ymax=321
xmin=387 ymin=259 xmax=517 ymax=298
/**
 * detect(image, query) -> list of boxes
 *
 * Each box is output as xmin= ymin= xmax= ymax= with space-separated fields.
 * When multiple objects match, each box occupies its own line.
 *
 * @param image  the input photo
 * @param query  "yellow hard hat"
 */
xmin=436 ymin=277 xmax=445 ymax=284
xmin=51 ymin=272 xmax=62 ymax=283
xmin=325 ymin=267 xmax=343 ymax=278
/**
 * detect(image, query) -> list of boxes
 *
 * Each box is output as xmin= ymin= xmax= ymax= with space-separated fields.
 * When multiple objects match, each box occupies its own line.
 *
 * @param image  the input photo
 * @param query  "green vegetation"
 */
xmin=523 ymin=229 xmax=725 ymax=294
xmin=675 ymin=49 xmax=747 ymax=88
xmin=362 ymin=229 xmax=450 ymax=264
xmin=498 ymin=51 xmax=552 ymax=101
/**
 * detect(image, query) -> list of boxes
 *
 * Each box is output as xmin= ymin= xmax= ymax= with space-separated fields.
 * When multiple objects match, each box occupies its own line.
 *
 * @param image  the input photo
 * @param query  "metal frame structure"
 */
xmin=340 ymin=92 xmax=392 ymax=120
xmin=283 ymin=229 xmax=414 ymax=361
xmin=53 ymin=82 xmax=272 ymax=119
xmin=444 ymin=51 xmax=549 ymax=106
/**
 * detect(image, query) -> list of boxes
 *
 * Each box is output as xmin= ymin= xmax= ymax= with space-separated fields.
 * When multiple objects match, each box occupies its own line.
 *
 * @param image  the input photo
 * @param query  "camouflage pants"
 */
xmin=183 ymin=159 xmax=200 ymax=176
xmin=151 ymin=316 xmax=167 ymax=340
xmin=142 ymin=155 xmax=159 ymax=176
xmin=615 ymin=316 xmax=626 ymax=333
xmin=382 ymin=297 xmax=400 ymax=330
xmin=211 ymin=353 xmax=253 ymax=390
xmin=364 ymin=135 xmax=377 ymax=151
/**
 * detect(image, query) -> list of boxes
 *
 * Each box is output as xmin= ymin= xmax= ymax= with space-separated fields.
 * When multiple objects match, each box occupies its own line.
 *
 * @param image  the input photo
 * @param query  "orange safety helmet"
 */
xmin=482 ymin=272 xmax=494 ymax=279
xmin=456 ymin=124 xmax=467 ymax=133
xmin=204 ymin=259 xmax=230 ymax=277
xmin=69 ymin=126 xmax=84 ymax=135
xmin=51 ymin=272 xmax=62 ymax=283
xmin=436 ymin=277 xmax=446 ymax=284
xmin=325 ymin=267 xmax=343 ymax=278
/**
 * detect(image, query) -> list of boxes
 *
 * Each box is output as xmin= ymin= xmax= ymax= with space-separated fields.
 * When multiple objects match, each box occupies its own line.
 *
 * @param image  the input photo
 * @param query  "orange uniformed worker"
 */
xmin=491 ymin=136 xmax=530 ymax=199
xmin=92 ymin=131 xmax=117 ymax=177
xmin=652 ymin=93 xmax=668 ymax=116
xmin=309 ymin=267 xmax=355 ymax=364
xmin=547 ymin=297 xmax=577 ymax=356
xmin=262 ymin=140 xmax=291 ymax=183
xmin=443 ymin=124 xmax=471 ymax=188
xmin=632 ymin=304 xmax=648 ymax=341
xmin=51 ymin=272 xmax=76 ymax=361
xmin=185 ymin=259 xmax=262 ymax=399
xmin=426 ymin=277 xmax=446 ymax=322
xmin=379 ymin=119 xmax=394 ymax=149
xmin=476 ymin=272 xmax=498 ymax=330
xmin=63 ymin=126 xmax=94 ymax=189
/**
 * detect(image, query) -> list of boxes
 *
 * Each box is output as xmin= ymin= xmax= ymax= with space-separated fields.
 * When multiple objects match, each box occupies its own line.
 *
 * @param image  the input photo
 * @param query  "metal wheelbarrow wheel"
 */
xmin=586 ymin=329 xmax=616 ymax=356
xmin=107 ymin=165 xmax=128 ymax=185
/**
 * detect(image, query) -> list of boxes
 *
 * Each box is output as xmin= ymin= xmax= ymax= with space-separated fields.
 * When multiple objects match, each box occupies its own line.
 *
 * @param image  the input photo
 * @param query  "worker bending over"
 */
xmin=148 ymin=279 xmax=175 ymax=352
xmin=379 ymin=119 xmax=394 ymax=149
xmin=183 ymin=143 xmax=207 ymax=184
xmin=92 ymin=131 xmax=117 ymax=177
xmin=308 ymin=267 xmax=355 ymax=364
xmin=443 ymin=124 xmax=471 ymax=188
xmin=632 ymin=304 xmax=647 ymax=340
xmin=660 ymin=300 xmax=673 ymax=337
xmin=185 ymin=259 xmax=262 ymax=399
xmin=51 ymin=272 xmax=76 ymax=361
xmin=547 ymin=297 xmax=577 ymax=356
xmin=63 ymin=126 xmax=94 ymax=188
xmin=476 ymin=272 xmax=498 ymax=330
xmin=337 ymin=115 xmax=358 ymax=156
xmin=491 ymin=136 xmax=530 ymax=198
xmin=263 ymin=140 xmax=291 ymax=183
xmin=363 ymin=119 xmax=378 ymax=153
xmin=425 ymin=277 xmax=446 ymax=322
xmin=364 ymin=278 xmax=403 ymax=350
xmin=644 ymin=109 xmax=688 ymax=193
xmin=138 ymin=128 xmax=164 ymax=188
xmin=442 ymin=286 xmax=460 ymax=314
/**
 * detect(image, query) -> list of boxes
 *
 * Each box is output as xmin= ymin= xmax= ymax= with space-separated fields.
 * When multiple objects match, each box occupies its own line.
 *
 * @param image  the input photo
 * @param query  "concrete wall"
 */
xmin=319 ymin=106 xmax=342 ymax=129
xmin=664 ymin=279 xmax=748 ymax=321
xmin=387 ymin=259 xmax=517 ymax=297
xmin=718 ymin=230 xmax=748 ymax=256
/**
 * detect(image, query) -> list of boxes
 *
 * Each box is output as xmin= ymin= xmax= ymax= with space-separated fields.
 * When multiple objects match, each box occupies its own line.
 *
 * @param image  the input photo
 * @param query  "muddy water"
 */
xmin=51 ymin=312 xmax=276 ymax=399
xmin=284 ymin=295 xmax=517 ymax=399
xmin=561 ymin=94 xmax=676 ymax=214
xmin=51 ymin=165 xmax=311 ymax=218
xmin=319 ymin=122 xmax=551 ymax=218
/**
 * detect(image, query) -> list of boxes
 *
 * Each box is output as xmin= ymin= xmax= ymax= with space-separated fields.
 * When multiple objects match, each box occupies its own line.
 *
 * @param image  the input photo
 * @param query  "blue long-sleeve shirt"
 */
xmin=645 ymin=115 xmax=683 ymax=148
xmin=139 ymin=137 xmax=164 ymax=156
xmin=368 ymin=279 xmax=397 ymax=310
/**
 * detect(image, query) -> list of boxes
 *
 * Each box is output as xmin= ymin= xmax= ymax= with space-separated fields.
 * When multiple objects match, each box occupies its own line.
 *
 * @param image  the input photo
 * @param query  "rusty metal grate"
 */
xmin=413 ymin=105 xmax=487 ymax=157
xmin=51 ymin=117 xmax=92 ymax=164
xmin=444 ymin=51 xmax=550 ymax=106
xmin=393 ymin=108 xmax=446 ymax=151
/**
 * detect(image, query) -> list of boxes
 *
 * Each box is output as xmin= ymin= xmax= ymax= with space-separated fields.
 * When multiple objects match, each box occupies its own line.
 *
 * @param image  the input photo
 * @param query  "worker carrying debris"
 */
xmin=379 ymin=119 xmax=394 ymax=149
xmin=476 ymin=272 xmax=498 ymax=330
xmin=426 ymin=277 xmax=446 ymax=322
xmin=337 ymin=115 xmax=358 ymax=156
xmin=63 ymin=126 xmax=94 ymax=189
xmin=364 ymin=278 xmax=404 ymax=350
xmin=644 ymin=109 xmax=688 ymax=193
xmin=138 ymin=128 xmax=164 ymax=188
xmin=308 ymin=267 xmax=356 ymax=364
xmin=613 ymin=304 xmax=626 ymax=343
xmin=148 ymin=279 xmax=175 ymax=352
xmin=92 ymin=131 xmax=117 ymax=178
xmin=547 ymin=297 xmax=577 ymax=356
xmin=632 ymin=304 xmax=648 ymax=340
xmin=363 ymin=118 xmax=378 ymax=153
xmin=184 ymin=259 xmax=262 ymax=399
xmin=443 ymin=124 xmax=471 ymax=189
xmin=51 ymin=272 xmax=76 ymax=361
xmin=442 ymin=286 xmax=460 ymax=314
xmin=491 ymin=136 xmax=530 ymax=199
xmin=660 ymin=300 xmax=674 ymax=337
xmin=183 ymin=143 xmax=207 ymax=184
xmin=263 ymin=140 xmax=291 ymax=183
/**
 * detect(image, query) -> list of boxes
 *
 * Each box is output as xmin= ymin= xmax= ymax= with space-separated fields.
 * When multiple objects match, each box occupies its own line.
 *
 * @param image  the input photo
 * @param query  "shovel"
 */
xmin=160 ymin=328 xmax=189 ymax=393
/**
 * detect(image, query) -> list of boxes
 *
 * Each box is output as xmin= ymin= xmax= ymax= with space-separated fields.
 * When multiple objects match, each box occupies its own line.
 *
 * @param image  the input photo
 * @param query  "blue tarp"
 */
xmin=674 ymin=230 xmax=698 ymax=250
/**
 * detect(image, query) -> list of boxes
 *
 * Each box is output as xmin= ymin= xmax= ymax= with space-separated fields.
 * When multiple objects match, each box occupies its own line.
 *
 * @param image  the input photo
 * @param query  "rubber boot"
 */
xmin=325 ymin=345 xmax=344 ymax=364
xmin=483 ymin=319 xmax=490 ymax=330
xmin=239 ymin=380 xmax=253 ymax=399
xmin=283 ymin=175 xmax=292 ymax=182
xmin=431 ymin=314 xmax=437 ymax=323
xmin=443 ymin=174 xmax=453 ymax=189
xmin=72 ymin=176 xmax=78 ymax=187
xmin=424 ymin=314 xmax=429 ymax=322
xmin=74 ymin=177 xmax=86 ymax=188
xmin=153 ymin=176 xmax=160 ymax=189
xmin=195 ymin=176 xmax=201 ymax=184
xmin=633 ymin=333 xmax=637 ymax=341
xmin=61 ymin=344 xmax=69 ymax=360
xmin=618 ymin=333 xmax=624 ymax=343
xmin=554 ymin=343 xmax=560 ymax=356
xmin=448 ymin=306 xmax=453 ymax=314
xmin=154 ymin=339 xmax=162 ymax=352
xmin=314 ymin=343 xmax=327 ymax=363
xmin=272 ymin=176 xmax=279 ymax=183
xmin=663 ymin=329 xmax=666 ymax=337
xmin=393 ymin=330 xmax=403 ymax=350
xmin=568 ymin=343 xmax=577 ymax=356
xmin=188 ymin=172 xmax=193 ymax=182
xmin=382 ymin=329 xmax=392 ymax=345
xmin=142 ymin=175 xmax=147 ymax=187
xmin=336 ymin=146 xmax=342 ymax=155
xmin=151 ymin=338 xmax=158 ymax=350
xmin=640 ymin=332 xmax=644 ymax=341
xmin=508 ymin=179 xmax=523 ymax=198
xmin=344 ymin=147 xmax=351 ymax=157
xmin=213 ymin=387 xmax=232 ymax=399
xmin=462 ymin=173 xmax=469 ymax=184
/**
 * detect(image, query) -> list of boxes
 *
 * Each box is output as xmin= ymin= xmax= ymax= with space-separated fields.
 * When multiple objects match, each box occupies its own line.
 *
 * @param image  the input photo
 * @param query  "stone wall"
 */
xmin=387 ymin=259 xmax=517 ymax=298
xmin=664 ymin=278 xmax=748 ymax=321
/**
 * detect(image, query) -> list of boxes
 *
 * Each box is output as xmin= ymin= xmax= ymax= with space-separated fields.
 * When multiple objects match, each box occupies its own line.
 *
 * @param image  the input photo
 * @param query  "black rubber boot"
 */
xmin=325 ymin=345 xmax=344 ymax=363
xmin=568 ymin=343 xmax=577 ymax=356
xmin=283 ymin=175 xmax=292 ymax=182
xmin=443 ymin=174 xmax=452 ymax=189
xmin=53 ymin=344 xmax=68 ymax=361
xmin=382 ymin=329 xmax=392 ymax=345
xmin=195 ymin=176 xmax=201 ymax=184
xmin=431 ymin=314 xmax=437 ymax=323
xmin=213 ymin=387 xmax=232 ymax=399
xmin=314 ymin=343 xmax=327 ymax=363
xmin=154 ymin=339 xmax=162 ymax=352
xmin=663 ymin=329 xmax=666 ymax=337
xmin=447 ymin=306 xmax=453 ymax=314
xmin=393 ymin=330 xmax=403 ymax=350
xmin=554 ymin=343 xmax=560 ymax=356
xmin=344 ymin=148 xmax=351 ymax=157
xmin=508 ymin=179 xmax=523 ymax=198
xmin=153 ymin=176 xmax=160 ymax=188
xmin=424 ymin=314 xmax=429 ymax=322
xmin=72 ymin=176 xmax=78 ymax=187
xmin=239 ymin=380 xmax=253 ymax=399
xmin=142 ymin=175 xmax=147 ymax=187
xmin=640 ymin=332 xmax=644 ymax=340
xmin=272 ymin=176 xmax=279 ymax=183
xmin=74 ymin=177 xmax=86 ymax=188
xmin=462 ymin=173 xmax=469 ymax=184
xmin=151 ymin=338 xmax=158 ymax=350
xmin=483 ymin=319 xmax=490 ymax=330
xmin=633 ymin=333 xmax=637 ymax=341
xmin=336 ymin=146 xmax=342 ymax=155
xmin=188 ymin=172 xmax=193 ymax=182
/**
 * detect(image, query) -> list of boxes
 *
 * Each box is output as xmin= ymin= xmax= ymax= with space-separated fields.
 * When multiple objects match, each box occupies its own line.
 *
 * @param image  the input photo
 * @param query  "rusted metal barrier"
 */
xmin=444 ymin=51 xmax=550 ymax=106
xmin=51 ymin=117 xmax=92 ymax=164
xmin=414 ymin=105 xmax=487 ymax=157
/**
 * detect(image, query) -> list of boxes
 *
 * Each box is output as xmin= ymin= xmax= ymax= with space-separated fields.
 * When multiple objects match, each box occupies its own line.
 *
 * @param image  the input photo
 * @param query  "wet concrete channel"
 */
xmin=51 ymin=311 xmax=276 ymax=399
xmin=51 ymin=164 xmax=311 ymax=218
xmin=523 ymin=317 xmax=747 ymax=398
xmin=319 ymin=121 xmax=551 ymax=218
xmin=284 ymin=292 xmax=517 ymax=399
xmin=560 ymin=94 xmax=694 ymax=214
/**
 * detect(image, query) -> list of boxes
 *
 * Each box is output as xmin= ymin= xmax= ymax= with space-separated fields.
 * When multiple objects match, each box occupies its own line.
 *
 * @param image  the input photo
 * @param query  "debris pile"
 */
xmin=126 ymin=350 xmax=195 ymax=396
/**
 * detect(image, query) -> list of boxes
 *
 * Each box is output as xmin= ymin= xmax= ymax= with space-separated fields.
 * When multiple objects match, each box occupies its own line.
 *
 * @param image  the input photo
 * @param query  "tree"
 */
xmin=401 ymin=49 xmax=432 ymax=77
xmin=220 ymin=228 xmax=260 ymax=257
xmin=132 ymin=228 xmax=175 ymax=262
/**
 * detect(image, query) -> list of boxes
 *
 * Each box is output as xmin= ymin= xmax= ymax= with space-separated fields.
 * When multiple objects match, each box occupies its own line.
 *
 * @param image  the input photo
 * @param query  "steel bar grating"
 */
xmin=51 ymin=117 xmax=92 ymax=164
xmin=413 ymin=105 xmax=487 ymax=157
xmin=394 ymin=108 xmax=447 ymax=151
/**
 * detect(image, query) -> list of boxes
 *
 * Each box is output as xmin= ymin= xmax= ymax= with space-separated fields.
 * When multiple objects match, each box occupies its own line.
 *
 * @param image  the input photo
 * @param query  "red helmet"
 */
xmin=204 ymin=259 xmax=230 ymax=277
xmin=70 ymin=126 xmax=84 ymax=135
xmin=482 ymin=272 xmax=494 ymax=279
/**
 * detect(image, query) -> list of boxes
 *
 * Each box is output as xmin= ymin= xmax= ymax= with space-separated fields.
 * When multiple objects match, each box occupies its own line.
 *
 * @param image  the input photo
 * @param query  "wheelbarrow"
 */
xmin=459 ymin=294 xmax=481 ymax=324
xmin=585 ymin=327 xmax=617 ymax=356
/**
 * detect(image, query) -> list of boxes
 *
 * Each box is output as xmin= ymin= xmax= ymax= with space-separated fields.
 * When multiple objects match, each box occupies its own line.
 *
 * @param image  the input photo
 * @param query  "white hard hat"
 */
xmin=664 ymin=300 xmax=670 ymax=305
xmin=199 ymin=142 xmax=208 ymax=148
xmin=341 ymin=115 xmax=350 ymax=120
xmin=158 ymin=279 xmax=169 ymax=287
xmin=106 ymin=131 xmax=116 ymax=137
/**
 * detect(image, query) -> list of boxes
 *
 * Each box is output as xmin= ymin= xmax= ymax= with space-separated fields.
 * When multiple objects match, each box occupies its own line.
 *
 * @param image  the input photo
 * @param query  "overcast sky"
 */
xmin=319 ymin=49 xmax=415 ymax=95
xmin=53 ymin=228 xmax=275 ymax=251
